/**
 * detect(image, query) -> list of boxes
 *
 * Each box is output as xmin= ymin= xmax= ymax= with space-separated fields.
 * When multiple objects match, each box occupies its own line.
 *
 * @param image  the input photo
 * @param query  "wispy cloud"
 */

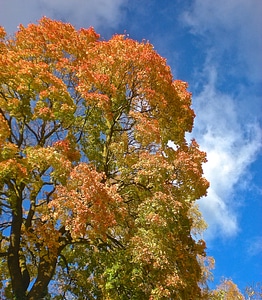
xmin=0 ymin=0 xmax=127 ymax=34
xmin=182 ymin=0 xmax=262 ymax=83
xmin=247 ymin=236 xmax=262 ymax=257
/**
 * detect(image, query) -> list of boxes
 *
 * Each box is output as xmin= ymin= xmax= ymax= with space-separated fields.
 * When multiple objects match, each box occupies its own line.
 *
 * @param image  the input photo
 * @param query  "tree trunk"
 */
xmin=7 ymin=183 xmax=27 ymax=300
xmin=27 ymin=255 xmax=57 ymax=300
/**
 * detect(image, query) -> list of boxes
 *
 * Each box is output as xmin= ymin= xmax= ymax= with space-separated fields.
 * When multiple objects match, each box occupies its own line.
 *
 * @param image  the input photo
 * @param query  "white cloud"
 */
xmin=181 ymin=0 xmax=262 ymax=240
xmin=39 ymin=0 xmax=127 ymax=31
xmin=199 ymin=189 xmax=238 ymax=238
xmin=189 ymin=67 xmax=262 ymax=239
xmin=182 ymin=0 xmax=262 ymax=82
xmin=0 ymin=0 xmax=127 ymax=34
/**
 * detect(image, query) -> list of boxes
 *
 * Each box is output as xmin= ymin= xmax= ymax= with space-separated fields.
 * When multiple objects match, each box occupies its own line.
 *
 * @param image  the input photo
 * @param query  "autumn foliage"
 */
xmin=0 ymin=18 xmax=212 ymax=299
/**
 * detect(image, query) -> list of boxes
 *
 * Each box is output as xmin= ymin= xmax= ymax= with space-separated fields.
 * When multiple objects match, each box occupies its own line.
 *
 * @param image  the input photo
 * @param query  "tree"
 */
xmin=209 ymin=279 xmax=245 ymax=300
xmin=0 ymin=18 xmax=210 ymax=299
xmin=244 ymin=282 xmax=262 ymax=300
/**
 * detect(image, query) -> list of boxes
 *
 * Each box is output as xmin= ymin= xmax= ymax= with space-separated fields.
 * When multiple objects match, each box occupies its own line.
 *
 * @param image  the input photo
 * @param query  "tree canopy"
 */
xmin=0 ymin=18 xmax=213 ymax=299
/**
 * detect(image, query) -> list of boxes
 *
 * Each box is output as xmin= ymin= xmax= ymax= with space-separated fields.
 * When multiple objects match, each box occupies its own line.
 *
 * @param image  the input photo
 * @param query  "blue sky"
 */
xmin=0 ymin=0 xmax=261 ymax=293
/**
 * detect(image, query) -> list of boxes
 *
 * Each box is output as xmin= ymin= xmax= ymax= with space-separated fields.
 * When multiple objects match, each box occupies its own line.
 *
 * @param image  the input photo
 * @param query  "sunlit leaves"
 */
xmin=25 ymin=146 xmax=72 ymax=184
xmin=0 ymin=114 xmax=10 ymax=142
xmin=0 ymin=26 xmax=6 ymax=39
xmin=50 ymin=164 xmax=125 ymax=239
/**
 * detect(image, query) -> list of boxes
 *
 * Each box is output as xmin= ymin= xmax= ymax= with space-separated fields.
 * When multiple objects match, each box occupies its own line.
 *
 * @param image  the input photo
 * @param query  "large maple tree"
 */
xmin=0 ymin=18 xmax=211 ymax=299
